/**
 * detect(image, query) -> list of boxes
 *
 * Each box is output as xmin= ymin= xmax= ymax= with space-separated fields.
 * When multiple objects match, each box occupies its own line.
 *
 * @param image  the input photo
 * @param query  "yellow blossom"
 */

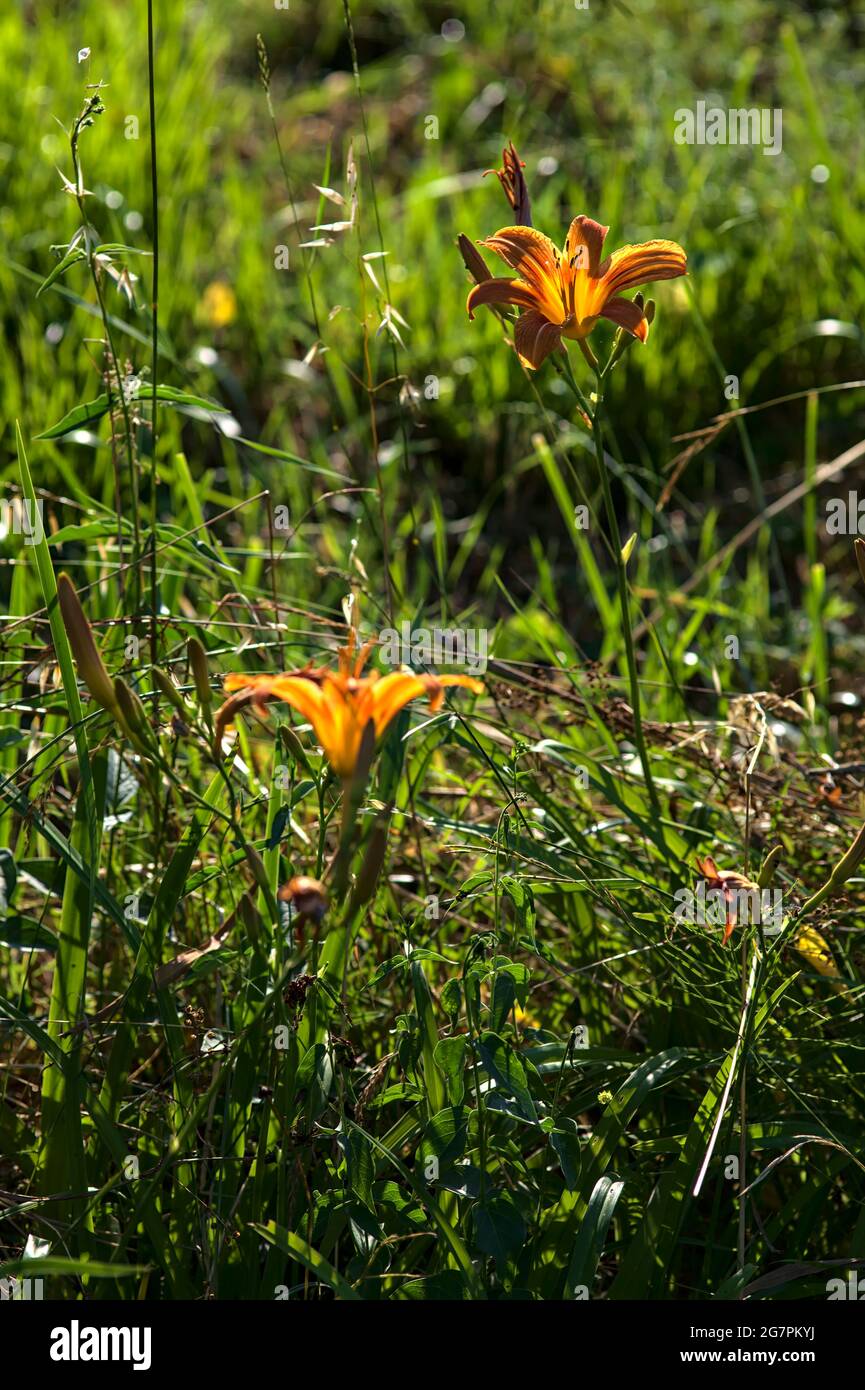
xmin=200 ymin=280 xmax=237 ymax=329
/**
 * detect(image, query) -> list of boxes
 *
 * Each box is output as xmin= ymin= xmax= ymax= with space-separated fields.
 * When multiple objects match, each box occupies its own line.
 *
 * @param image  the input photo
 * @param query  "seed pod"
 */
xmin=828 ymin=821 xmax=865 ymax=890
xmin=243 ymin=842 xmax=271 ymax=898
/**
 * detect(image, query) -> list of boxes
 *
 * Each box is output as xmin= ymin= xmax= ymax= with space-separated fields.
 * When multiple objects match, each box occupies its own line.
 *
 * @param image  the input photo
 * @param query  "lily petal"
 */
xmin=514 ymin=309 xmax=563 ymax=368
xmin=694 ymin=855 xmax=719 ymax=881
xmin=562 ymin=215 xmax=609 ymax=275
xmin=480 ymin=225 xmax=561 ymax=283
xmin=430 ymin=673 xmax=485 ymax=698
xmin=599 ymin=295 xmax=649 ymax=342
xmin=599 ymin=239 xmax=687 ymax=298
xmin=370 ymin=671 xmax=484 ymax=732
xmin=467 ymin=275 xmax=544 ymax=319
xmin=220 ymin=654 xmax=483 ymax=780
xmin=368 ymin=672 xmax=433 ymax=736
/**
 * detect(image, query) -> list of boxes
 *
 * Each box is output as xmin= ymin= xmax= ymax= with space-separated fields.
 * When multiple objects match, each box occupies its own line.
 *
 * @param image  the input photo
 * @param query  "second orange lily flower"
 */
xmin=694 ymin=855 xmax=759 ymax=947
xmin=467 ymin=216 xmax=687 ymax=369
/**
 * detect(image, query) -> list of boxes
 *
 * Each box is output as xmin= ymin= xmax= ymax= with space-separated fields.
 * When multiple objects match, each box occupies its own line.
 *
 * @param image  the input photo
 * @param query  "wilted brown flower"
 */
xmin=279 ymin=875 xmax=328 ymax=925
xmin=484 ymin=140 xmax=532 ymax=226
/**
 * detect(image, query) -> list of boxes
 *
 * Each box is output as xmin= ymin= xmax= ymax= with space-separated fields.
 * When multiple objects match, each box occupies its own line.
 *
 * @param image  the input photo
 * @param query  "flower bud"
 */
xmin=457 ymin=233 xmax=492 ymax=286
xmin=278 ymin=722 xmax=314 ymax=776
xmin=113 ymin=677 xmax=154 ymax=752
xmin=152 ymin=666 xmax=193 ymax=720
xmin=349 ymin=821 xmax=389 ymax=911
xmin=57 ymin=572 xmax=117 ymax=712
xmin=187 ymin=637 xmax=212 ymax=720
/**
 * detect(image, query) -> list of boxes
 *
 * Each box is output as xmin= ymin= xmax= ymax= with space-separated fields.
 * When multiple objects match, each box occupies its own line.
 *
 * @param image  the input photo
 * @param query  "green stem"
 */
xmin=587 ymin=368 xmax=664 ymax=826
xmin=71 ymin=104 xmax=141 ymax=610
xmin=146 ymin=0 xmax=160 ymax=685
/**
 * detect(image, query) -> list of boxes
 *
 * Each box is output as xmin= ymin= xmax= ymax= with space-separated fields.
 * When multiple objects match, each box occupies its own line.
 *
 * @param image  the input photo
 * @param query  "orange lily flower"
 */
xmin=466 ymin=216 xmax=687 ymax=368
xmin=216 ymin=634 xmax=484 ymax=780
xmin=694 ymin=855 xmax=759 ymax=946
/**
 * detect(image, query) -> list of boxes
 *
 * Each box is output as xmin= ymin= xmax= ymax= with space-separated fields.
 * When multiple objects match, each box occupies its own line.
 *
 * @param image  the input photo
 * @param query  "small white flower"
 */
xmin=77 ymin=47 xmax=91 ymax=63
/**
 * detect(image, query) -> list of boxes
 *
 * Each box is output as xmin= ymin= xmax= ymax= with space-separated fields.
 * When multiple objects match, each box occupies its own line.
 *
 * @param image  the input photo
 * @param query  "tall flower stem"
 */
xmin=147 ymin=0 xmax=160 ymax=687
xmin=562 ymin=350 xmax=664 ymax=827
xmin=70 ymin=94 xmax=141 ymax=613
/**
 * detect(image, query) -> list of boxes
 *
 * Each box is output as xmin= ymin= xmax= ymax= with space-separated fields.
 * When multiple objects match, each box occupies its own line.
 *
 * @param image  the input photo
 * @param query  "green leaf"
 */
xmin=0 ymin=848 xmax=17 ymax=912
xmin=0 ymin=914 xmax=59 ymax=952
xmin=434 ymin=1035 xmax=467 ymax=1106
xmin=549 ymin=1118 xmax=582 ymax=1191
xmin=35 ymin=385 xmax=228 ymax=439
xmin=489 ymin=971 xmax=516 ymax=1032
xmin=35 ymin=245 xmax=87 ymax=298
xmin=565 ymin=1176 xmax=624 ymax=1297
xmin=35 ymin=394 xmax=113 ymax=438
xmin=252 ymin=1223 xmax=361 ymax=1300
xmin=0 ymin=1256 xmax=148 ymax=1280
xmin=419 ymin=1106 xmax=468 ymax=1169
xmin=338 ymin=1130 xmax=376 ymax=1214
xmin=440 ymin=977 xmax=462 ymax=1025
xmin=474 ymin=1191 xmax=527 ymax=1266
xmin=478 ymin=1031 xmax=538 ymax=1122
xmin=395 ymin=1271 xmax=468 ymax=1301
